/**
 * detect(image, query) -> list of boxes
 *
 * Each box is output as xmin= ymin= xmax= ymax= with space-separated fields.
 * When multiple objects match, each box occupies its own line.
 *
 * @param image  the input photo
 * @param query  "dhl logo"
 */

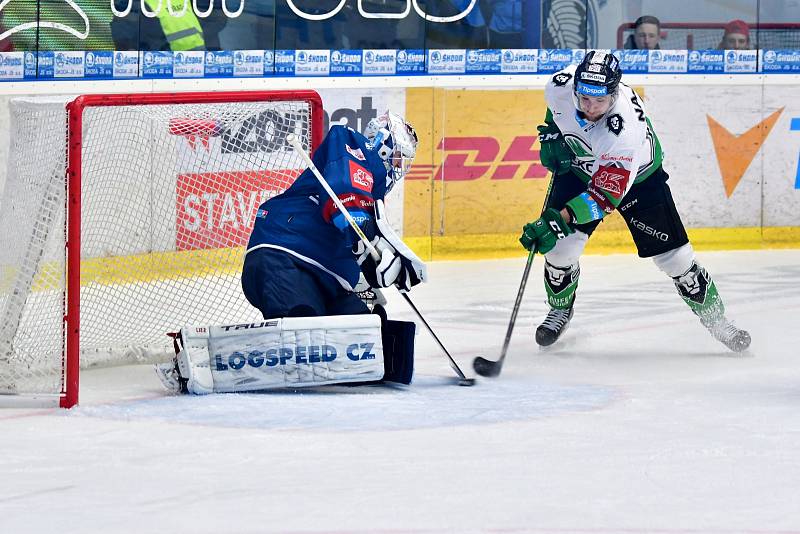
xmin=406 ymin=136 xmax=549 ymax=181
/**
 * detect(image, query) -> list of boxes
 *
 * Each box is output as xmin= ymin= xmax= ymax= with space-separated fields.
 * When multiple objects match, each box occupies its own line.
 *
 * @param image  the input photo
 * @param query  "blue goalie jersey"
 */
xmin=245 ymin=125 xmax=390 ymax=290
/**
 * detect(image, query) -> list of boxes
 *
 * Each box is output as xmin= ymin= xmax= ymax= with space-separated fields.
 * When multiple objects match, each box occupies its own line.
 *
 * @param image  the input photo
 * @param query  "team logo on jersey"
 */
xmin=606 ymin=114 xmax=624 ymax=136
xmin=345 ymin=144 xmax=366 ymax=161
xmin=349 ymin=160 xmax=374 ymax=192
xmin=552 ymin=72 xmax=572 ymax=86
xmin=592 ymin=165 xmax=629 ymax=199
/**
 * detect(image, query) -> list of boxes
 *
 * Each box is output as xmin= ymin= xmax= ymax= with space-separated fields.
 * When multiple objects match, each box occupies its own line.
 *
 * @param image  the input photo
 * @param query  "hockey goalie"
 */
xmin=156 ymin=111 xmax=424 ymax=394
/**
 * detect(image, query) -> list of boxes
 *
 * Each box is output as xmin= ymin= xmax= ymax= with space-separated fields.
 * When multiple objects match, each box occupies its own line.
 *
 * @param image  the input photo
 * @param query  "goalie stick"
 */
xmin=472 ymin=177 xmax=554 ymax=378
xmin=286 ymin=134 xmax=475 ymax=387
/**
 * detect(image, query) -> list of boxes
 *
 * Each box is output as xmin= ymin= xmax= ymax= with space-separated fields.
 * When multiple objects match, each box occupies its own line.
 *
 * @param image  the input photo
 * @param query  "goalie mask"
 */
xmin=363 ymin=111 xmax=418 ymax=193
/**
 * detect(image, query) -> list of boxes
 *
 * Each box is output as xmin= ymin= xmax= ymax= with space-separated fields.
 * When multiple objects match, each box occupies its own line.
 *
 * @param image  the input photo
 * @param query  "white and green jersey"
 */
xmin=544 ymin=64 xmax=664 ymax=224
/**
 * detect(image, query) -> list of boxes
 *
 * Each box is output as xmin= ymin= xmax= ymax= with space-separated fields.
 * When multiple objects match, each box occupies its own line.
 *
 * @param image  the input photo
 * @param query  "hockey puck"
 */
xmin=458 ymin=378 xmax=476 ymax=386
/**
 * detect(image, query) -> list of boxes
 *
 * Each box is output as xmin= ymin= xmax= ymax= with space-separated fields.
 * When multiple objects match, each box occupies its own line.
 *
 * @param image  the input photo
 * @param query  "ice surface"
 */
xmin=1 ymin=250 xmax=799 ymax=533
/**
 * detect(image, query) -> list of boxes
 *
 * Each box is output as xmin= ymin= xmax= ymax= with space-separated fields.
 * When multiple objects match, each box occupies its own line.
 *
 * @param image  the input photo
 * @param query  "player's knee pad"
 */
xmin=381 ymin=319 xmax=416 ymax=385
xmin=652 ymin=243 xmax=696 ymax=278
xmin=544 ymin=230 xmax=588 ymax=268
xmin=543 ymin=260 xmax=580 ymax=310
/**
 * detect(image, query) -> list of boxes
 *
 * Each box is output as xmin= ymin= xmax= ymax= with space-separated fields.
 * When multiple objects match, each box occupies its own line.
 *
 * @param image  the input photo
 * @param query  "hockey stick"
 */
xmin=472 ymin=177 xmax=555 ymax=378
xmin=286 ymin=134 xmax=475 ymax=386
xmin=472 ymin=248 xmax=536 ymax=377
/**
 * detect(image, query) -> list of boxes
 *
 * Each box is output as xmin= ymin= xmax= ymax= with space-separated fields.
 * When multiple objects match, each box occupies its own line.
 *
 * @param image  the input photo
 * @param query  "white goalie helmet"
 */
xmin=363 ymin=110 xmax=418 ymax=192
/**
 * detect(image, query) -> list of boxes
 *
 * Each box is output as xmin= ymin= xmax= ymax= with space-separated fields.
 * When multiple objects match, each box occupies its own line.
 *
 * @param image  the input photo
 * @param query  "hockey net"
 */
xmin=0 ymin=91 xmax=323 ymax=407
xmin=616 ymin=22 xmax=800 ymax=50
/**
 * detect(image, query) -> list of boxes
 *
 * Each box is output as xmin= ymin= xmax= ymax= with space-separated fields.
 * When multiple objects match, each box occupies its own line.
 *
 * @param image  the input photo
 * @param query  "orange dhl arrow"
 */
xmin=707 ymin=108 xmax=783 ymax=197
xmin=405 ymin=136 xmax=549 ymax=181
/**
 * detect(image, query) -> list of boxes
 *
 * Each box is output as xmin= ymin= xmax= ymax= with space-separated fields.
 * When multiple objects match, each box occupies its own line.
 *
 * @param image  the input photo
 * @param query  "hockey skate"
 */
xmin=535 ymin=305 xmax=574 ymax=347
xmin=673 ymin=262 xmax=751 ymax=353
xmin=154 ymin=359 xmax=187 ymax=394
xmin=703 ymin=318 xmax=751 ymax=353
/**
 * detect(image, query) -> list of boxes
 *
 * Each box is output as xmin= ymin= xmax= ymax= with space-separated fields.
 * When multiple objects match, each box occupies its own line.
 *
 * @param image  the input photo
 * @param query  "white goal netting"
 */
xmin=0 ymin=92 xmax=319 ymax=402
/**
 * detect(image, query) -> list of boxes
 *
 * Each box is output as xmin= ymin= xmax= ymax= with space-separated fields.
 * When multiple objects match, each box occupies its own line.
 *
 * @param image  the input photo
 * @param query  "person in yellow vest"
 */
xmin=111 ymin=0 xmax=214 ymax=51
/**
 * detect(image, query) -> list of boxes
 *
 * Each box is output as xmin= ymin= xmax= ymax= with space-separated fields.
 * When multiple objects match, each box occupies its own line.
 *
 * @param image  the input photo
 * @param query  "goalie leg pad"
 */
xmin=174 ymin=328 xmax=215 ymax=395
xmin=208 ymin=314 xmax=385 ymax=392
xmin=381 ymin=319 xmax=416 ymax=385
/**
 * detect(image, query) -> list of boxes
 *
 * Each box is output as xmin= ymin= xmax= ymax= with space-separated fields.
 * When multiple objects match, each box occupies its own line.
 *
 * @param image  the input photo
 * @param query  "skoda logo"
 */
xmin=430 ymin=51 xmax=441 ymax=63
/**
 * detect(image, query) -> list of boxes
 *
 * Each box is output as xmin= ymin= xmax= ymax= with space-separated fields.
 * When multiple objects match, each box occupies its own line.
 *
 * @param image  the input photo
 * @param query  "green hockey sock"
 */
xmin=673 ymin=262 xmax=725 ymax=326
xmin=544 ymin=261 xmax=579 ymax=310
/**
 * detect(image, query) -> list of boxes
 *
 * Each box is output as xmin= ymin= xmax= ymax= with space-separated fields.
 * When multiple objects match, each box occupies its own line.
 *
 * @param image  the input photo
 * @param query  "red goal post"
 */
xmin=616 ymin=22 xmax=800 ymax=50
xmin=0 ymin=91 xmax=323 ymax=408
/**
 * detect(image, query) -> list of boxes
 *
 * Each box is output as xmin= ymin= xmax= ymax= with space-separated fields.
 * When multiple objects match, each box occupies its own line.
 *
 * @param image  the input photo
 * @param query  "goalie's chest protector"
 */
xmin=545 ymin=66 xmax=658 ymax=183
xmin=246 ymin=126 xmax=389 ymax=289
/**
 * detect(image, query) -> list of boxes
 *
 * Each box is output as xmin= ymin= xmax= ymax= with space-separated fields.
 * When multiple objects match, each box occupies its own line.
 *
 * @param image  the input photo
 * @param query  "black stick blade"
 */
xmin=472 ymin=356 xmax=502 ymax=377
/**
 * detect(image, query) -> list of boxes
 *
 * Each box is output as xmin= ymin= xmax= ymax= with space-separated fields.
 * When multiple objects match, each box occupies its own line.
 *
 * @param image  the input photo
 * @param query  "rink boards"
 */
xmin=0 ymin=76 xmax=798 ymax=264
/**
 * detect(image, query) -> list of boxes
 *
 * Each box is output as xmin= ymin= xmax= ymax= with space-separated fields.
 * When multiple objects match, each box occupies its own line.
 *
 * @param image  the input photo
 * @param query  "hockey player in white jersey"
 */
xmin=520 ymin=50 xmax=750 ymax=352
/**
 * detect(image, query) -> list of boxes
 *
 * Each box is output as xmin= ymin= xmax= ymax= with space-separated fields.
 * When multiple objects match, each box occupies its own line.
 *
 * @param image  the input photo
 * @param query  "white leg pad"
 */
xmin=176 ymin=328 xmax=215 ymax=395
xmin=544 ymin=230 xmax=589 ymax=268
xmin=177 ymin=315 xmax=385 ymax=394
xmin=652 ymin=243 xmax=696 ymax=278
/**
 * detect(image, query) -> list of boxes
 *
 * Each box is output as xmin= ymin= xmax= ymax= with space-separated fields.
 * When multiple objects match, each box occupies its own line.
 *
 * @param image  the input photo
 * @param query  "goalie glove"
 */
xmin=355 ymin=237 xmax=404 ymax=288
xmin=353 ymin=199 xmax=427 ymax=292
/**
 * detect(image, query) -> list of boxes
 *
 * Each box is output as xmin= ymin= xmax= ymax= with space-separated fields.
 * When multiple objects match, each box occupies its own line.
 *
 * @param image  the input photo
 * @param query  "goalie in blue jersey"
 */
xmin=156 ymin=111 xmax=424 ymax=395
xmin=241 ymin=110 xmax=425 ymax=319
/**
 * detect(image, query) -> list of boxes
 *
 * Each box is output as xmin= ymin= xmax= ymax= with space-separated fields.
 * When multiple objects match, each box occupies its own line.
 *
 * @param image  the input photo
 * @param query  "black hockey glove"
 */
xmin=537 ymin=123 xmax=572 ymax=175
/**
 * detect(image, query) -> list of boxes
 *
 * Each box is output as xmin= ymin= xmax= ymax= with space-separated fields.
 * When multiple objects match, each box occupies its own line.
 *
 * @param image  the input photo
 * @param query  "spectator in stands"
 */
xmin=427 ymin=0 xmax=488 ymax=49
xmin=718 ymin=19 xmax=751 ymax=50
xmin=485 ymin=0 xmax=523 ymax=49
xmin=624 ymin=15 xmax=661 ymax=50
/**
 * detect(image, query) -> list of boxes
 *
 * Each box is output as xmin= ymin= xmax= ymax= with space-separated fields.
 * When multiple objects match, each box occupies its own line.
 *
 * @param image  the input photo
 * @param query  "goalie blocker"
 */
xmin=156 ymin=314 xmax=415 ymax=394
